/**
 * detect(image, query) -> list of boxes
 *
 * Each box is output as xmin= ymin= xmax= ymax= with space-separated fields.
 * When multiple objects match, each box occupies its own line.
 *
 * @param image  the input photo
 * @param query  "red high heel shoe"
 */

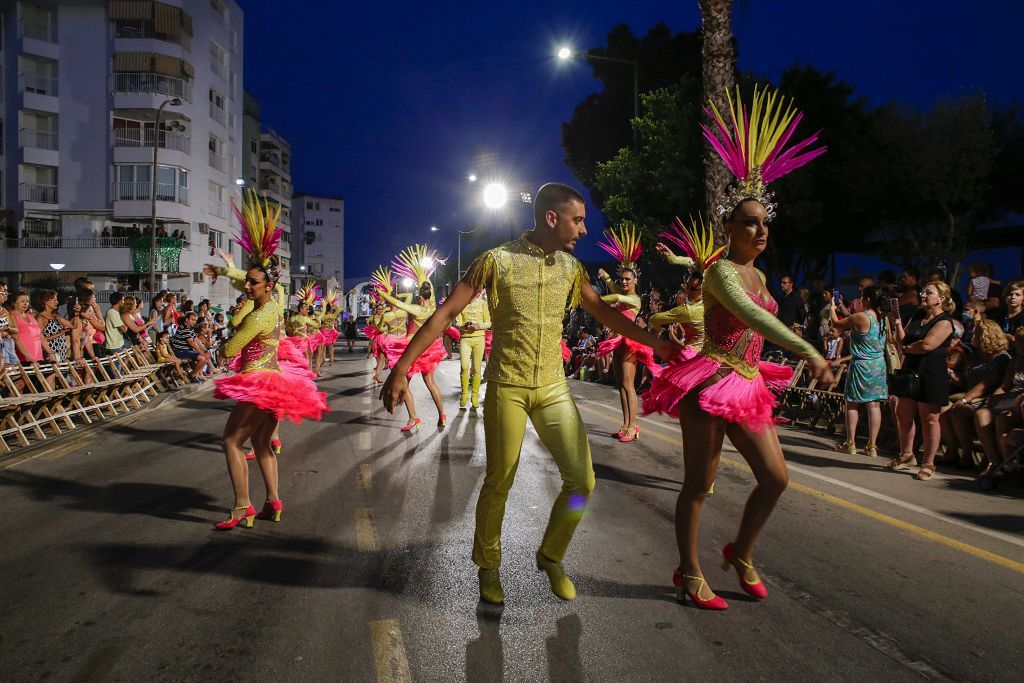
xmin=401 ymin=418 xmax=421 ymax=432
xmin=612 ymin=425 xmax=627 ymax=438
xmin=672 ymin=569 xmax=728 ymax=610
xmin=271 ymin=439 xmax=283 ymax=456
xmin=721 ymin=543 xmax=768 ymax=600
xmin=437 ymin=413 xmax=447 ymax=429
xmin=214 ymin=504 xmax=256 ymax=530
xmin=244 ymin=449 xmax=255 ymax=461
xmin=618 ymin=426 xmax=640 ymax=443
xmin=255 ymin=499 xmax=284 ymax=522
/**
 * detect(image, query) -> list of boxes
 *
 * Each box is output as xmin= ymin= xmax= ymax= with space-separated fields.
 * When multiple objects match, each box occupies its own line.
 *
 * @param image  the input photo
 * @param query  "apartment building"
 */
xmin=0 ymin=0 xmax=273 ymax=308
xmin=291 ymin=192 xmax=343 ymax=294
xmin=257 ymin=125 xmax=291 ymax=279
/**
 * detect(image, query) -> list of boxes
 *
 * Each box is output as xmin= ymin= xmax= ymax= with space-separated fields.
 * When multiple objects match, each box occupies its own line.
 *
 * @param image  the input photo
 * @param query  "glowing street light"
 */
xmin=402 ymin=277 xmax=414 ymax=288
xmin=557 ymin=46 xmax=572 ymax=60
xmin=49 ymin=263 xmax=66 ymax=271
xmin=467 ymin=174 xmax=477 ymax=183
xmin=420 ymin=256 xmax=433 ymax=269
xmin=482 ymin=182 xmax=509 ymax=210
xmin=430 ymin=225 xmax=439 ymax=232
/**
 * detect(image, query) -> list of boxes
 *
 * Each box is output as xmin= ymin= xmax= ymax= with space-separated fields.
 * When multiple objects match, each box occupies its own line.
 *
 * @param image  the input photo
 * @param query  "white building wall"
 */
xmin=0 ymin=0 xmax=245 ymax=309
xmin=292 ymin=193 xmax=344 ymax=292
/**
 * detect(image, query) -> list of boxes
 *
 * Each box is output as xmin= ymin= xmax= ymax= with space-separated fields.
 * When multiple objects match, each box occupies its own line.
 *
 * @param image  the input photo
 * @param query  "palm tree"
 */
xmin=699 ymin=0 xmax=737 ymax=242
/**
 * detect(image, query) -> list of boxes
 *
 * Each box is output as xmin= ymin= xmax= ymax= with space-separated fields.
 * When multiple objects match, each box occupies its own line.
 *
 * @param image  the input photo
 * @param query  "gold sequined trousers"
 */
xmin=473 ymin=380 xmax=595 ymax=569
xmin=459 ymin=336 xmax=486 ymax=407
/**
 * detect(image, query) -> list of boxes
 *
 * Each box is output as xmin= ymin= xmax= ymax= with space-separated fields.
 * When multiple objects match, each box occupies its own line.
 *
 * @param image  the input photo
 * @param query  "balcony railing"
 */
xmin=208 ymin=151 xmax=226 ymax=172
xmin=20 ymin=73 xmax=58 ymax=97
xmin=209 ymin=103 xmax=226 ymax=126
xmin=113 ymin=181 xmax=189 ymax=205
xmin=19 ymin=128 xmax=59 ymax=151
xmin=113 ymin=20 xmax=191 ymax=49
xmin=19 ymin=19 xmax=58 ymax=43
xmin=4 ymin=236 xmax=133 ymax=249
xmin=113 ymin=129 xmax=191 ymax=155
xmin=259 ymin=154 xmax=290 ymax=174
xmin=19 ymin=183 xmax=58 ymax=203
xmin=112 ymin=72 xmax=193 ymax=103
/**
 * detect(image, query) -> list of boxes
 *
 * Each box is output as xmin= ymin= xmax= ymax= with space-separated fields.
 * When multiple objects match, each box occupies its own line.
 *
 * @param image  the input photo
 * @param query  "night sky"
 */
xmin=241 ymin=0 xmax=1023 ymax=280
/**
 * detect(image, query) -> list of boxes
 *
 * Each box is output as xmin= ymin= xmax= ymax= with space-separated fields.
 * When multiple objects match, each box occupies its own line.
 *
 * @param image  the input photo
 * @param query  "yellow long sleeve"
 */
xmin=703 ymin=261 xmax=821 ymax=361
xmin=600 ymin=293 xmax=641 ymax=311
xmin=223 ymin=300 xmax=278 ymax=358
xmin=649 ymin=301 xmax=703 ymax=332
xmin=598 ymin=271 xmax=623 ymax=295
xmin=665 ymin=253 xmax=696 ymax=269
xmin=379 ymin=291 xmax=432 ymax=325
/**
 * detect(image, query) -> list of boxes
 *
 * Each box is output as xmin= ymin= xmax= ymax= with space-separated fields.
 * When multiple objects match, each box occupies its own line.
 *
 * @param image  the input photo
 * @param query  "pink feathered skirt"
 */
xmin=215 ymin=337 xmax=329 ymax=424
xmin=596 ymin=335 xmax=663 ymax=377
xmin=363 ymin=324 xmax=380 ymax=342
xmin=320 ymin=328 xmax=340 ymax=346
xmin=443 ymin=326 xmax=461 ymax=343
xmin=561 ymin=339 xmax=572 ymax=363
xmin=380 ymin=335 xmax=446 ymax=377
xmin=641 ymin=350 xmax=792 ymax=431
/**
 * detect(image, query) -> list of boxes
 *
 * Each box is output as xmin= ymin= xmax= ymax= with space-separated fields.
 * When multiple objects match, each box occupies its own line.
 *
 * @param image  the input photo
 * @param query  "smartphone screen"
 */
xmin=889 ymin=297 xmax=900 ymax=315
xmin=832 ymin=288 xmax=842 ymax=306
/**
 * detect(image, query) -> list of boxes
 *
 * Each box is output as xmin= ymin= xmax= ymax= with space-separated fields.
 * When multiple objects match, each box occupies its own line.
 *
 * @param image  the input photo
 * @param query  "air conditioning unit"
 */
xmin=198 ymin=223 xmax=210 ymax=234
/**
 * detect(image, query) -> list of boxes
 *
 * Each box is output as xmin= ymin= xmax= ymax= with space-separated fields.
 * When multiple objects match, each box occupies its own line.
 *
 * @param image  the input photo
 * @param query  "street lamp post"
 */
xmin=149 ymin=97 xmax=182 ymax=294
xmin=558 ymin=47 xmax=639 ymax=148
xmin=457 ymin=228 xmax=477 ymax=280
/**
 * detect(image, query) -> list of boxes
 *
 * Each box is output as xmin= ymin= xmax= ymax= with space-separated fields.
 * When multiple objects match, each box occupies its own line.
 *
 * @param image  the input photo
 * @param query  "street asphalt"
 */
xmin=1 ymin=349 xmax=1022 ymax=682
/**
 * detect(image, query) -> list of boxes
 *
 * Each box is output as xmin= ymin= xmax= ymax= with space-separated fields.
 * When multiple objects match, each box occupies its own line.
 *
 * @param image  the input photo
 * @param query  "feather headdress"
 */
xmin=370 ymin=266 xmax=395 ymax=296
xmin=597 ymin=223 xmax=643 ymax=273
xmin=233 ymin=189 xmax=283 ymax=265
xmin=295 ymin=281 xmax=320 ymax=308
xmin=325 ymin=288 xmax=341 ymax=309
xmin=702 ymin=85 xmax=826 ymax=221
xmin=660 ymin=215 xmax=725 ymax=273
xmin=392 ymin=244 xmax=444 ymax=287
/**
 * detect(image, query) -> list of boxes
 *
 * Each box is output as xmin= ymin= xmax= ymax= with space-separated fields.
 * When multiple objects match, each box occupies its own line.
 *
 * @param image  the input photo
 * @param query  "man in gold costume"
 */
xmin=381 ymin=183 xmax=673 ymax=604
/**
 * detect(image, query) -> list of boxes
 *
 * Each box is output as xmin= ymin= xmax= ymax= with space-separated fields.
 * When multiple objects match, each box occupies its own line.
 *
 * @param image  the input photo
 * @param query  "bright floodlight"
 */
xmin=420 ymin=256 xmax=433 ymax=269
xmin=49 ymin=263 xmax=66 ymax=271
xmin=467 ymin=174 xmax=477 ymax=183
xmin=430 ymin=225 xmax=439 ymax=232
xmin=235 ymin=178 xmax=245 ymax=186
xmin=557 ymin=47 xmax=572 ymax=60
xmin=483 ymin=182 xmax=509 ymax=209
xmin=402 ymin=278 xmax=414 ymax=288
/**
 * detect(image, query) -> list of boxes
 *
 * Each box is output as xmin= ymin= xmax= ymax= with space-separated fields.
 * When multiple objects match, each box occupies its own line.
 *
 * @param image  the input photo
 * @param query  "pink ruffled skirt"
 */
xmin=320 ymin=328 xmax=340 ymax=346
xmin=380 ymin=335 xmax=446 ymax=377
xmin=364 ymin=324 xmax=380 ymax=342
xmin=561 ymin=339 xmax=572 ymax=363
xmin=642 ymin=350 xmax=792 ymax=431
xmin=216 ymin=337 xmax=329 ymax=424
xmin=443 ymin=326 xmax=462 ymax=343
xmin=596 ymin=335 xmax=663 ymax=377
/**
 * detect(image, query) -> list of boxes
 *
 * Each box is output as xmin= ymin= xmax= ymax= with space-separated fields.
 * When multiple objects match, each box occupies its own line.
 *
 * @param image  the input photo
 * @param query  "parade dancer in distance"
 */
xmin=381 ymin=183 xmax=675 ymax=604
xmin=369 ymin=267 xmax=407 ymax=384
xmin=319 ymin=289 xmax=342 ymax=367
xmin=211 ymin=192 xmax=328 ymax=529
xmin=455 ymin=290 xmax=491 ymax=411
xmin=593 ymin=224 xmax=662 ymax=443
xmin=377 ymin=245 xmax=448 ymax=431
xmin=643 ymin=86 xmax=832 ymax=610
xmin=287 ymin=283 xmax=320 ymax=371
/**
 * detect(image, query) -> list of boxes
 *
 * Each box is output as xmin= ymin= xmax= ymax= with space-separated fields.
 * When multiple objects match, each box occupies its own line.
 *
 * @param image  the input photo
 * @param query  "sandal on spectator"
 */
xmin=834 ymin=441 xmax=858 ymax=455
xmin=864 ymin=444 xmax=879 ymax=457
xmin=885 ymin=454 xmax=914 ymax=471
xmin=914 ymin=463 xmax=936 ymax=480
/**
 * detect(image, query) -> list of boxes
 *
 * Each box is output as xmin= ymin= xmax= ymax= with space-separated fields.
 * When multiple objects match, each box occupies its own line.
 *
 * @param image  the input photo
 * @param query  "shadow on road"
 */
xmin=106 ymin=425 xmax=223 ymax=453
xmin=593 ymin=462 xmax=680 ymax=492
xmin=0 ymin=470 xmax=218 ymax=524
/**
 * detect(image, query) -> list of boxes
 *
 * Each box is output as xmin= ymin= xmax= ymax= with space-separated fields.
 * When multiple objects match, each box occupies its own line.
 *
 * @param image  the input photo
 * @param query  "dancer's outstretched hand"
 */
xmin=807 ymin=356 xmax=835 ymax=386
xmin=380 ymin=372 xmax=408 ymax=413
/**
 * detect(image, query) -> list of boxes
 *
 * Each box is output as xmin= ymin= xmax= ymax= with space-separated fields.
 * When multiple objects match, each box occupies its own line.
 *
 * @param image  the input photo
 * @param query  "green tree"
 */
xmin=700 ymin=0 xmax=737 ymax=241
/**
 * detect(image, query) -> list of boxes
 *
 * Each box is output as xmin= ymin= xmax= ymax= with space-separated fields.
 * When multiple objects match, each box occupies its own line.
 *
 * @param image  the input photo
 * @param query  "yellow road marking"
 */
xmin=576 ymin=402 xmax=1024 ymax=575
xmin=358 ymin=464 xmax=373 ymax=490
xmin=370 ymin=619 xmax=411 ymax=683
xmin=356 ymin=508 xmax=379 ymax=551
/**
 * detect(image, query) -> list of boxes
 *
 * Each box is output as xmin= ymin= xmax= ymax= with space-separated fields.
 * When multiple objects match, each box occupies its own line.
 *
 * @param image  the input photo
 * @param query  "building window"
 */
xmin=115 ymin=163 xmax=188 ymax=204
xmin=315 ymin=219 xmax=323 ymax=226
xmin=328 ymin=207 xmax=341 ymax=212
xmin=306 ymin=201 xmax=313 ymax=210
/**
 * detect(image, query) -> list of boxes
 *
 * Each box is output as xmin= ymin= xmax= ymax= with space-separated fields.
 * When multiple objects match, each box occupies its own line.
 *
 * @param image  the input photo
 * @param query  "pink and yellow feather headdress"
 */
xmin=370 ymin=266 xmax=396 ymax=296
xmin=325 ymin=288 xmax=341 ymax=308
xmin=660 ymin=215 xmax=725 ymax=273
xmin=233 ymin=189 xmax=283 ymax=266
xmin=295 ymin=281 xmax=320 ymax=308
xmin=392 ymin=244 xmax=443 ymax=288
xmin=597 ymin=223 xmax=643 ymax=273
xmin=702 ymin=85 xmax=826 ymax=221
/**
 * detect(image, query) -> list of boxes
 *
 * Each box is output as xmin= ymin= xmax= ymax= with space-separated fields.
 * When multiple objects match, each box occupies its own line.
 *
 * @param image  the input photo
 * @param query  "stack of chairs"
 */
xmin=776 ymin=359 xmax=849 ymax=435
xmin=0 ymin=346 xmax=191 ymax=453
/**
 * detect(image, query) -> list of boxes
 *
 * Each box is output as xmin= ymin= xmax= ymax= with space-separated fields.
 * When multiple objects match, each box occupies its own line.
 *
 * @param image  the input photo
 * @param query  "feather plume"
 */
xmin=392 ymin=244 xmax=444 ymax=286
xmin=233 ymin=189 xmax=283 ymax=265
xmin=597 ymin=223 xmax=643 ymax=270
xmin=660 ymin=215 xmax=725 ymax=272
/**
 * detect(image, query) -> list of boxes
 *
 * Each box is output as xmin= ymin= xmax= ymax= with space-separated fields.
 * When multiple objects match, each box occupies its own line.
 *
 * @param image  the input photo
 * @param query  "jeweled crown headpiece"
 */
xmin=660 ymin=215 xmax=726 ymax=273
xmin=702 ymin=85 xmax=826 ymax=221
xmin=597 ymin=223 xmax=643 ymax=275
xmin=233 ymin=189 xmax=283 ymax=266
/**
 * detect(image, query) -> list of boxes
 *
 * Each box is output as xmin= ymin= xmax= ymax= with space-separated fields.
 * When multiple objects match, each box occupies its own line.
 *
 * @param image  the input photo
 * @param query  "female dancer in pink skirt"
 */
xmin=212 ymin=192 xmax=328 ymax=529
xmin=644 ymin=86 xmax=832 ymax=609
xmin=594 ymin=224 xmax=662 ymax=443
xmin=377 ymin=245 xmax=447 ymax=431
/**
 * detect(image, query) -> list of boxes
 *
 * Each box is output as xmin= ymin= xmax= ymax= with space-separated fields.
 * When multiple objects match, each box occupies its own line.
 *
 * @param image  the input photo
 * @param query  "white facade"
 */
xmin=258 ymin=126 xmax=291 ymax=279
xmin=291 ymin=193 xmax=343 ymax=294
xmin=0 ymin=0 xmax=268 ymax=307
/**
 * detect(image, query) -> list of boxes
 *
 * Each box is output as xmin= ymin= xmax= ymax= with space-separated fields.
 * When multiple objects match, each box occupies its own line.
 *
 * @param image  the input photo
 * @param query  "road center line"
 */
xmin=369 ymin=619 xmax=412 ymax=683
xmin=576 ymin=401 xmax=1024 ymax=574
xmin=356 ymin=508 xmax=380 ymax=551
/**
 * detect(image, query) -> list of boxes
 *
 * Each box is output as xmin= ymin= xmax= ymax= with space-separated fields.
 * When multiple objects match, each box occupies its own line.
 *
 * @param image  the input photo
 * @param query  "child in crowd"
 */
xmin=968 ymin=262 xmax=991 ymax=303
xmin=823 ymin=324 xmax=844 ymax=362
xmin=155 ymin=330 xmax=187 ymax=381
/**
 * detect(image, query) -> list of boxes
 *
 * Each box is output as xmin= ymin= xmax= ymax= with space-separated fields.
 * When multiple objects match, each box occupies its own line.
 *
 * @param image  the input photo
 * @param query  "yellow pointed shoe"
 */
xmin=478 ymin=568 xmax=505 ymax=605
xmin=536 ymin=551 xmax=577 ymax=601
